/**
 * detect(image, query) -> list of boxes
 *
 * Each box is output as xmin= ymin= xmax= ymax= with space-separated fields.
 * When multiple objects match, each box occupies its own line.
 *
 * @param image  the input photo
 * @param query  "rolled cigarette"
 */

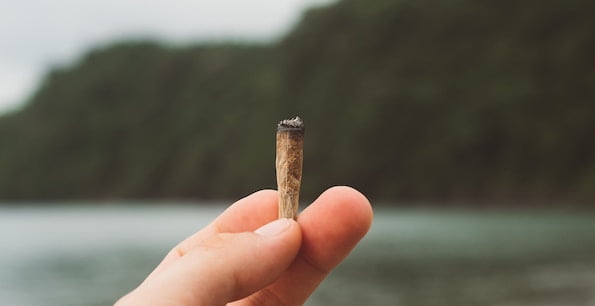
xmin=276 ymin=117 xmax=304 ymax=220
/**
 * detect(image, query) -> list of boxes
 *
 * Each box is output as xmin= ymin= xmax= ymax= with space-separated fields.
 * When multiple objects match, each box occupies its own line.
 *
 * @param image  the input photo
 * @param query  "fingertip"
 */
xmin=251 ymin=188 xmax=278 ymax=198
xmin=297 ymin=186 xmax=373 ymax=271
xmin=214 ymin=189 xmax=279 ymax=233
xmin=326 ymin=186 xmax=373 ymax=217
xmin=315 ymin=186 xmax=374 ymax=234
xmin=249 ymin=189 xmax=277 ymax=204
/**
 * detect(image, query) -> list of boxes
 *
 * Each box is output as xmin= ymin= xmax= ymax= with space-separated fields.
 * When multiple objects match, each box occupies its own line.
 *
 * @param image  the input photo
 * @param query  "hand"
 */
xmin=115 ymin=186 xmax=373 ymax=306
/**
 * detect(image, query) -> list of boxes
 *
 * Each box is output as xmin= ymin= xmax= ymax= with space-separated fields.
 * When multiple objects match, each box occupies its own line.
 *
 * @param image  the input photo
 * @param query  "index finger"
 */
xmin=150 ymin=189 xmax=280 ymax=276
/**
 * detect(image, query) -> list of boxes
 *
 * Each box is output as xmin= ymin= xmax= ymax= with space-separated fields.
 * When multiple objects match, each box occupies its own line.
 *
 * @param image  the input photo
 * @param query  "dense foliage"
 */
xmin=1 ymin=0 xmax=593 ymax=204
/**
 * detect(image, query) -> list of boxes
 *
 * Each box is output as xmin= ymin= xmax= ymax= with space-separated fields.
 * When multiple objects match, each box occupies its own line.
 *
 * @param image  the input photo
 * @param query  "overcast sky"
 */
xmin=0 ymin=0 xmax=333 ymax=114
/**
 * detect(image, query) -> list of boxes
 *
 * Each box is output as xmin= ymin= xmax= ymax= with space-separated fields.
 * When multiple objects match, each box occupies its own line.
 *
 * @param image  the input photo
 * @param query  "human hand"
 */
xmin=115 ymin=186 xmax=373 ymax=306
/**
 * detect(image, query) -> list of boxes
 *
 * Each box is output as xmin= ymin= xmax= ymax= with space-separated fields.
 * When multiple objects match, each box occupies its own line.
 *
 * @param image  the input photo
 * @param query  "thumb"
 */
xmin=117 ymin=218 xmax=302 ymax=306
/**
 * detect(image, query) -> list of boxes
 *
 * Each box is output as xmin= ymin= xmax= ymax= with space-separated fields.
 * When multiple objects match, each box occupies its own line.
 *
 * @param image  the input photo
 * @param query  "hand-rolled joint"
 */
xmin=275 ymin=116 xmax=305 ymax=219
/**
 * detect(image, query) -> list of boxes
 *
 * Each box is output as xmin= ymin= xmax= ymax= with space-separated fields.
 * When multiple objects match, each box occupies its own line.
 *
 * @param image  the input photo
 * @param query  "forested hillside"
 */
xmin=1 ymin=0 xmax=593 ymax=204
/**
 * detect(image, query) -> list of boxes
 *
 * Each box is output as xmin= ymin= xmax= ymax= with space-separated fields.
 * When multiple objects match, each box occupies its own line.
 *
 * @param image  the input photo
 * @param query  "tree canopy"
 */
xmin=1 ymin=0 xmax=593 ymax=204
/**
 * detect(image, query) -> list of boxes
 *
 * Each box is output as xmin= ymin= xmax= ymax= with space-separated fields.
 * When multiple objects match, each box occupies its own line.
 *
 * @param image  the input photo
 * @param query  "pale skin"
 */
xmin=115 ymin=186 xmax=373 ymax=306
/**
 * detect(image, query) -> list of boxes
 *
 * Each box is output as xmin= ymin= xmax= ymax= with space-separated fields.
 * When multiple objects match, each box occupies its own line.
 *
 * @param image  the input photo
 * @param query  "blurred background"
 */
xmin=1 ymin=0 xmax=594 ymax=305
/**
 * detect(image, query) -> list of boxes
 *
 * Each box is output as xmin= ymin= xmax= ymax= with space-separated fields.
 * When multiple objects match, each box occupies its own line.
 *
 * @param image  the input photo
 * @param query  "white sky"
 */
xmin=0 ymin=0 xmax=333 ymax=114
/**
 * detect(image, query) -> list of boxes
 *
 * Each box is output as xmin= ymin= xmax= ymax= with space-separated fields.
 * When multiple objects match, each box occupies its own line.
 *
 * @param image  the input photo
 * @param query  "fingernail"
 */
xmin=255 ymin=218 xmax=292 ymax=236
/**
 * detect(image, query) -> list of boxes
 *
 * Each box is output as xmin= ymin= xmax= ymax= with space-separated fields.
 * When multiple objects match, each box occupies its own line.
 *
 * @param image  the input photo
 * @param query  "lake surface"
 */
xmin=1 ymin=204 xmax=595 ymax=306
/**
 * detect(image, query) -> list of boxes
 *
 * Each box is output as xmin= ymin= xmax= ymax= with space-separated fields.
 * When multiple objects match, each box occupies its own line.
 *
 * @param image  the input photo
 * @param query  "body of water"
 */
xmin=1 ymin=205 xmax=595 ymax=306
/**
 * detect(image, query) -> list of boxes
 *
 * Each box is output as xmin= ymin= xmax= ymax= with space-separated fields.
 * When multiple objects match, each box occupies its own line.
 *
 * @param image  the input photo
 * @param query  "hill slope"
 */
xmin=0 ymin=0 xmax=593 ymax=203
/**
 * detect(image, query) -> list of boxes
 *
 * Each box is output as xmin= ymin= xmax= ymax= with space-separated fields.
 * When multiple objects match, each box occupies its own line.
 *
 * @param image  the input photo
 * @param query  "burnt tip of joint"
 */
xmin=277 ymin=116 xmax=304 ymax=131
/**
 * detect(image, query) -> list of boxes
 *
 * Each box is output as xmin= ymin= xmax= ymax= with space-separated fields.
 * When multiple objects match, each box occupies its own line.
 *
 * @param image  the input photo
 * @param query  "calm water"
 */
xmin=1 ymin=205 xmax=595 ymax=306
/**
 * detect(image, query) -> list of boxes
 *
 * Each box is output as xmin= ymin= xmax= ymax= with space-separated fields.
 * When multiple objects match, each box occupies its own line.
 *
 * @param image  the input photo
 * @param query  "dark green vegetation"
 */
xmin=0 ymin=0 xmax=593 ymax=203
